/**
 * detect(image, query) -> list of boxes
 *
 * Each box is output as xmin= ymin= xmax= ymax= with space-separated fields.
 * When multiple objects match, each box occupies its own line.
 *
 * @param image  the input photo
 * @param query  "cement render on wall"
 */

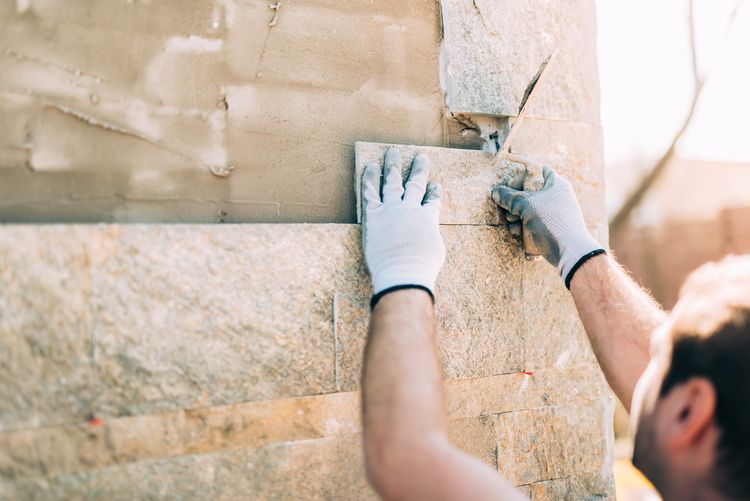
xmin=0 ymin=0 xmax=452 ymax=223
xmin=0 ymin=0 xmax=614 ymax=498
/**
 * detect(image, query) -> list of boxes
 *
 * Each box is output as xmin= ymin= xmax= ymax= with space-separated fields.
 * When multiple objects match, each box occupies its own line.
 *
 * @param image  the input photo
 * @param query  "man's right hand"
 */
xmin=491 ymin=163 xmax=604 ymax=287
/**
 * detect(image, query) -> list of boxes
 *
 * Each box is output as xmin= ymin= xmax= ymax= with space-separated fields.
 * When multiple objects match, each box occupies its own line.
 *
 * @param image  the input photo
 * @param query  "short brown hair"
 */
xmin=659 ymin=255 xmax=750 ymax=499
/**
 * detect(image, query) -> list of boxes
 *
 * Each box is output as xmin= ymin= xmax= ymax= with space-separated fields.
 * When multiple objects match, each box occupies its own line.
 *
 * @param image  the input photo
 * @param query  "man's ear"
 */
xmin=663 ymin=377 xmax=717 ymax=448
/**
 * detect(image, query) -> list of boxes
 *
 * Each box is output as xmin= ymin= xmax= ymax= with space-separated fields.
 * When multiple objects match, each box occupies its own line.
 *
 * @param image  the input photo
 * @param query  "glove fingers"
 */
xmin=382 ymin=147 xmax=404 ymax=204
xmin=361 ymin=162 xmax=383 ymax=213
xmin=403 ymin=153 xmax=431 ymax=205
xmin=507 ymin=221 xmax=522 ymax=238
xmin=492 ymin=185 xmax=530 ymax=217
xmin=542 ymin=165 xmax=555 ymax=188
xmin=423 ymin=181 xmax=442 ymax=213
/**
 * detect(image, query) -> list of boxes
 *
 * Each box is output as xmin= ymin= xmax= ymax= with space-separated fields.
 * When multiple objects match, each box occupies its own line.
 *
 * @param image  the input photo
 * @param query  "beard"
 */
xmin=632 ymin=411 xmax=669 ymax=492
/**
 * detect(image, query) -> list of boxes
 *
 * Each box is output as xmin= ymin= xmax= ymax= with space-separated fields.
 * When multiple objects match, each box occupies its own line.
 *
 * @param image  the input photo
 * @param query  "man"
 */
xmin=359 ymin=147 xmax=750 ymax=500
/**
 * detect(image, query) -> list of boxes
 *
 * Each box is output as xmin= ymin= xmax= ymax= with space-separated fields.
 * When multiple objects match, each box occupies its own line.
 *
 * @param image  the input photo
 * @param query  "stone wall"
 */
xmin=0 ymin=0 xmax=615 ymax=499
xmin=1 ymin=224 xmax=614 ymax=499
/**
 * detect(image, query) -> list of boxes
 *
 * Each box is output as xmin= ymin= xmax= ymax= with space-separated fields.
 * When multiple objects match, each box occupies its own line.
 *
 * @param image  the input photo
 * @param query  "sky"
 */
xmin=597 ymin=0 xmax=750 ymax=165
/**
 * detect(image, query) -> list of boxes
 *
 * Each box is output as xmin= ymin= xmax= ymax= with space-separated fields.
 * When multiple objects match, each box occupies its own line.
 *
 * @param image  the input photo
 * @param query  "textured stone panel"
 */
xmin=92 ymin=225 xmax=337 ymax=417
xmin=7 ymin=434 xmax=377 ymax=501
xmin=0 ymin=226 xmax=96 ymax=431
xmin=355 ymin=126 xmax=606 ymax=231
xmin=0 ymin=367 xmax=611 ymax=482
xmin=510 ymin=120 xmax=607 ymax=232
xmin=495 ymin=399 xmax=614 ymax=487
xmin=447 ymin=415 xmax=497 ymax=469
xmin=332 ymin=225 xmax=372 ymax=391
xmin=0 ymin=391 xmax=363 ymax=480
xmin=7 ymin=448 xmax=235 ymax=500
xmin=436 ymin=226 xmax=525 ymax=379
xmin=0 ymin=221 xmax=614 ymax=499
xmin=446 ymin=367 xmax=609 ymax=420
xmin=334 ymin=225 xmax=525 ymax=390
xmin=355 ymin=142 xmax=511 ymax=226
xmin=529 ymin=472 xmax=615 ymax=501
xmin=522 ymin=259 xmax=600 ymax=371
xmin=440 ymin=0 xmax=600 ymax=123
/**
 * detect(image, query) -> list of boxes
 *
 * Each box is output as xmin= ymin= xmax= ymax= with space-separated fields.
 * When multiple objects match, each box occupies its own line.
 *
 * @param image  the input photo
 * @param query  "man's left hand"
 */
xmin=361 ymin=147 xmax=445 ymax=300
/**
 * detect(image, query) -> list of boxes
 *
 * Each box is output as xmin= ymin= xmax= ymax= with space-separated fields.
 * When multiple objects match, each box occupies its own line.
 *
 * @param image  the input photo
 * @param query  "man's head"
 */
xmin=630 ymin=255 xmax=750 ymax=499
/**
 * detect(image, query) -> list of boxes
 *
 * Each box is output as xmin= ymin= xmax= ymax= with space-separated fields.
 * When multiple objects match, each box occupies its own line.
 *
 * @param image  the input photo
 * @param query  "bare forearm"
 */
xmin=362 ymin=289 xmax=446 ymax=453
xmin=570 ymin=254 xmax=666 ymax=410
xmin=361 ymin=289 xmax=526 ymax=501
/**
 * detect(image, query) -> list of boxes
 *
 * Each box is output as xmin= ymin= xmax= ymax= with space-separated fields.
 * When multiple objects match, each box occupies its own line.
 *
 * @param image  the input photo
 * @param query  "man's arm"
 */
xmin=492 ymin=160 xmax=666 ymax=410
xmin=569 ymin=253 xmax=666 ymax=410
xmin=361 ymin=148 xmax=527 ymax=500
xmin=363 ymin=289 xmax=526 ymax=500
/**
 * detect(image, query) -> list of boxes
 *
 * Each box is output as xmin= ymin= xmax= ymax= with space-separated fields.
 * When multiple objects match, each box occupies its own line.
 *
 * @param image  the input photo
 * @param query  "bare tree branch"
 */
xmin=609 ymin=0 xmax=742 ymax=242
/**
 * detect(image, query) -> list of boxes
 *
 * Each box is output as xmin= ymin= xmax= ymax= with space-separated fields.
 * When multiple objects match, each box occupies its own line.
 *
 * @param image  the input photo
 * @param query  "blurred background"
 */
xmin=597 ymin=0 xmax=749 ymax=498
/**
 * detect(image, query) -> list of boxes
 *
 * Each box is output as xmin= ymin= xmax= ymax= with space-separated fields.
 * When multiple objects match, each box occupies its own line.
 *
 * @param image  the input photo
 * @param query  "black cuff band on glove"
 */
xmin=565 ymin=249 xmax=607 ymax=290
xmin=370 ymin=285 xmax=435 ymax=310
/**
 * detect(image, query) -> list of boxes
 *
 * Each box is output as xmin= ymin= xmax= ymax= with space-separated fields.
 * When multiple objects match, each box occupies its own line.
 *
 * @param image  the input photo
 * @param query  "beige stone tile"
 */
xmin=436 ymin=226 xmax=525 ymax=380
xmin=92 ymin=225 xmax=338 ymax=417
xmin=334 ymin=225 xmax=526 ymax=390
xmin=8 ymin=449 xmax=224 ymax=501
xmin=448 ymin=415 xmax=497 ymax=469
xmin=355 ymin=142 xmax=513 ymax=226
xmin=440 ymin=0 xmax=600 ymax=123
xmin=528 ymin=472 xmax=615 ymax=500
xmin=285 ymin=433 xmax=377 ymax=500
xmin=517 ymin=484 xmax=532 ymax=498
xmin=0 ymin=390 xmax=363 ymax=480
xmin=0 ymin=367 xmax=610 ymax=480
xmin=355 ymin=127 xmax=606 ymax=231
xmin=521 ymin=258 xmax=600 ymax=372
xmin=331 ymin=225 xmax=371 ymax=391
xmin=494 ymin=399 xmax=614 ymax=486
xmin=510 ymin=120 xmax=607 ymax=231
xmin=446 ymin=367 xmax=610 ymax=420
xmin=7 ymin=434 xmax=377 ymax=501
xmin=0 ymin=226 xmax=98 ymax=431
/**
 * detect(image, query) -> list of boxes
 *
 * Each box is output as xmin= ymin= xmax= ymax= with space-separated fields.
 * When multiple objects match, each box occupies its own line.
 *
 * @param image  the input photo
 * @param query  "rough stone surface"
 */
xmin=92 ymin=225 xmax=338 ymax=417
xmin=522 ymin=259 xmax=600 ymax=371
xmin=0 ymin=368 xmax=611 ymax=483
xmin=0 ymin=227 xmax=96 ymax=431
xmin=355 ymin=124 xmax=607 ymax=235
xmin=355 ymin=142 xmax=512 ymax=226
xmin=334 ymin=225 xmax=526 ymax=391
xmin=6 ymin=434 xmax=378 ymax=500
xmin=0 ymin=219 xmax=614 ymax=498
xmin=529 ymin=472 xmax=616 ymax=501
xmin=440 ymin=0 xmax=601 ymax=123
xmin=436 ymin=226 xmax=525 ymax=380
xmin=495 ymin=399 xmax=614 ymax=487
xmin=448 ymin=415 xmax=498 ymax=469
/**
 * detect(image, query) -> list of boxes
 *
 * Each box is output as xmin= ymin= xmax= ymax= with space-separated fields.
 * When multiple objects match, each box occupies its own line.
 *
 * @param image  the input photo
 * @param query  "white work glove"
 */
xmin=361 ymin=147 xmax=445 ymax=305
xmin=492 ymin=165 xmax=605 ymax=288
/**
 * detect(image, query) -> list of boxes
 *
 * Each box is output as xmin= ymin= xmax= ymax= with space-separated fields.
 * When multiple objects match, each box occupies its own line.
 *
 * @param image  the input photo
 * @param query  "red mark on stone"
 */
xmin=518 ymin=371 xmax=536 ymax=376
xmin=88 ymin=417 xmax=105 ymax=427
